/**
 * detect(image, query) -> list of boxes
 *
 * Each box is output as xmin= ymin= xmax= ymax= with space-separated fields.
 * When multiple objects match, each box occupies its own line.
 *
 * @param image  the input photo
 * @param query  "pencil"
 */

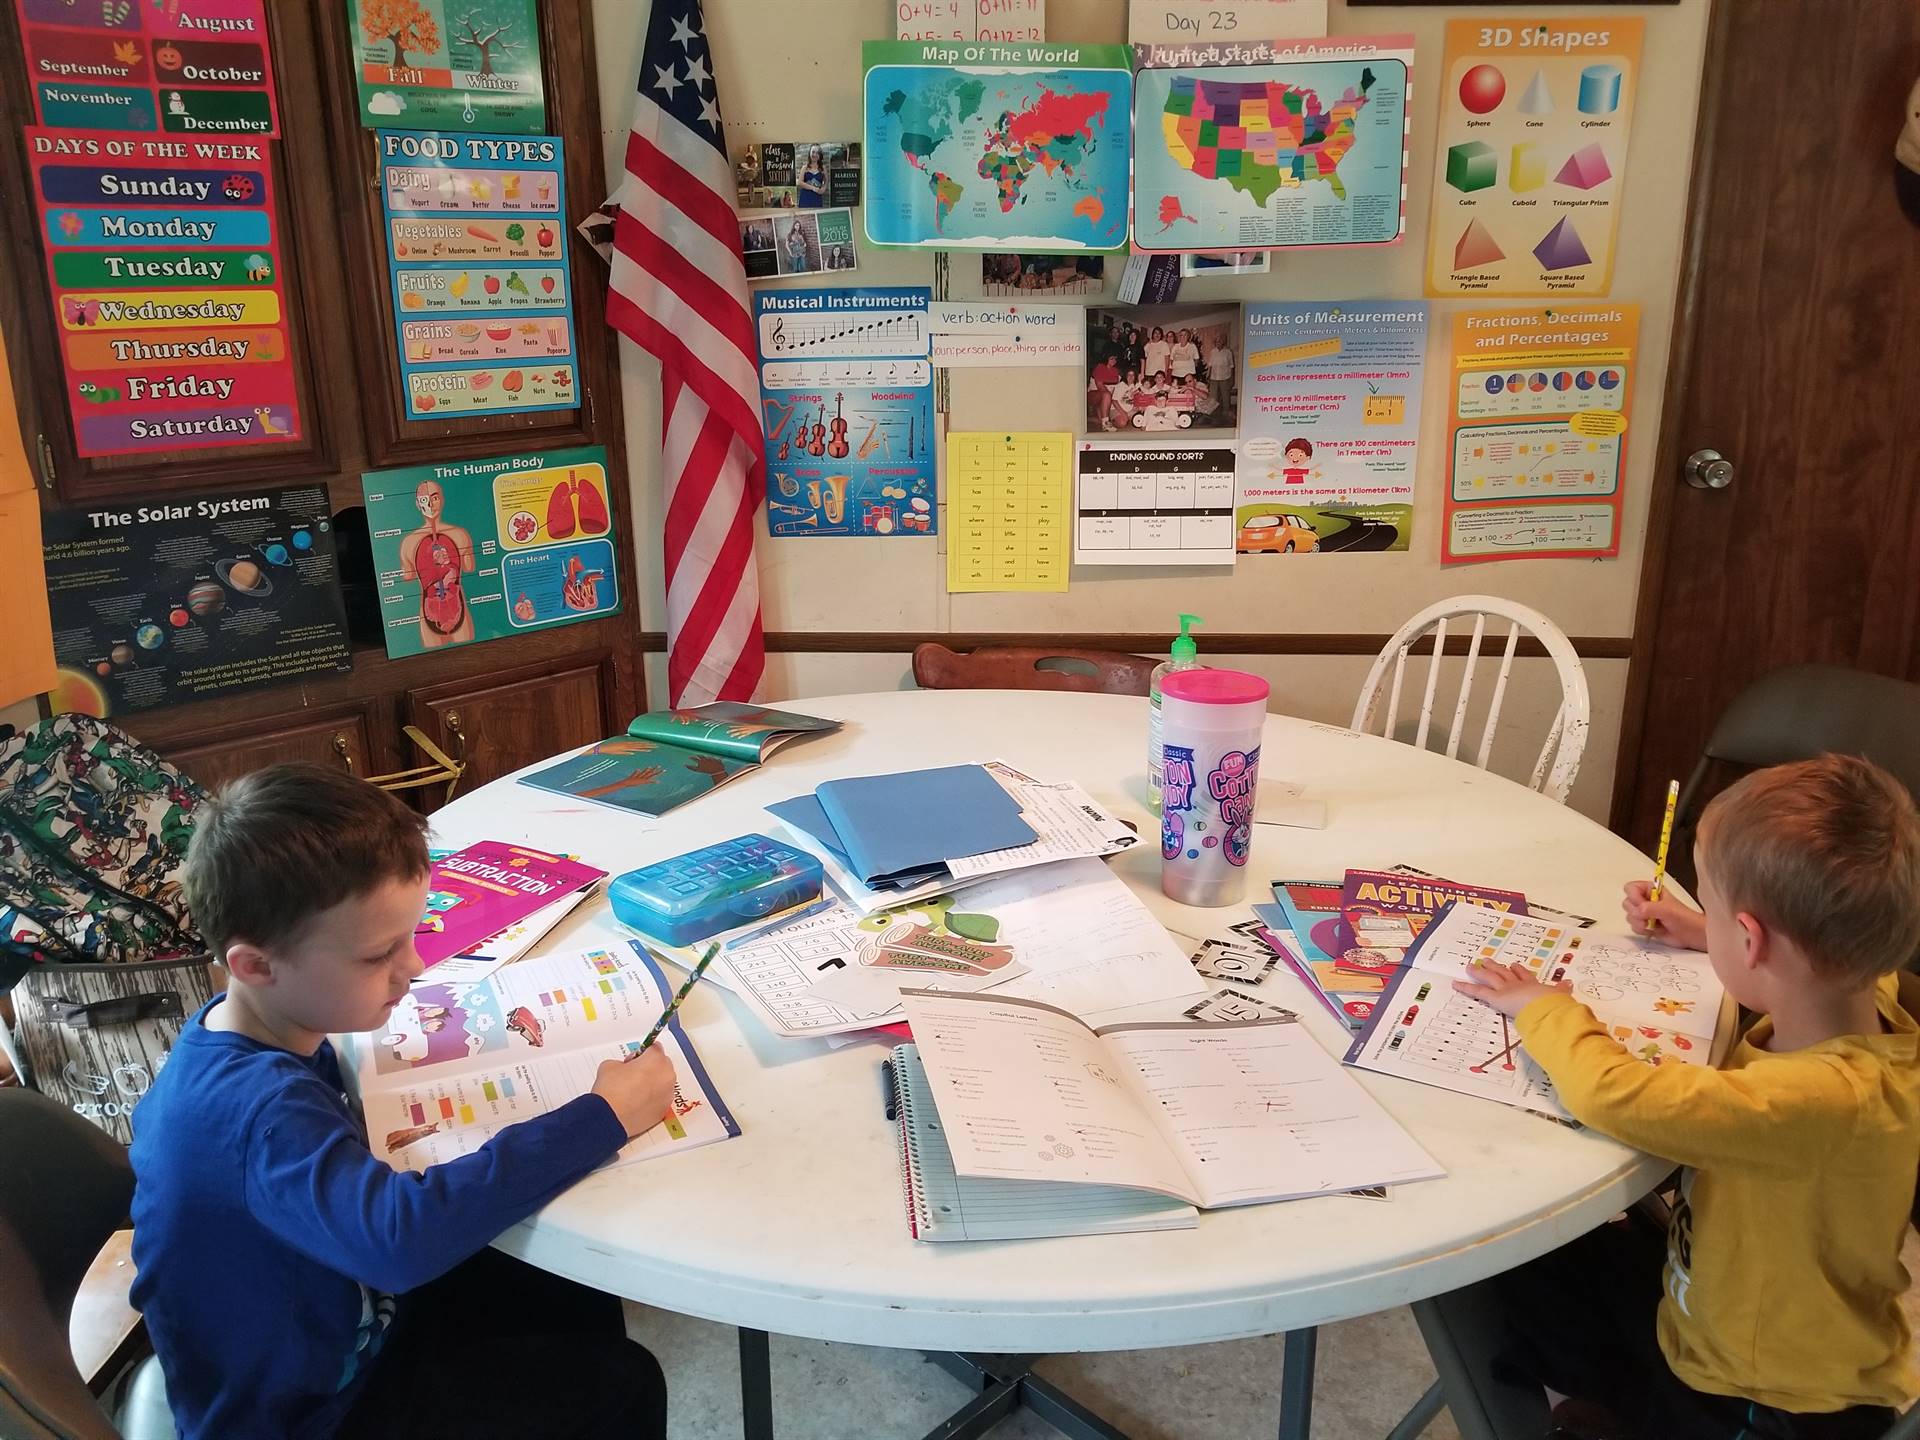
xmin=630 ymin=942 xmax=721 ymax=1057
xmin=1646 ymin=779 xmax=1679 ymax=932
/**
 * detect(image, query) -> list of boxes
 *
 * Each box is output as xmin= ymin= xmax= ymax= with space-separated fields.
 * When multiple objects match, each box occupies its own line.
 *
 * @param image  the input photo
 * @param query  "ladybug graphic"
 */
xmin=222 ymin=173 xmax=256 ymax=202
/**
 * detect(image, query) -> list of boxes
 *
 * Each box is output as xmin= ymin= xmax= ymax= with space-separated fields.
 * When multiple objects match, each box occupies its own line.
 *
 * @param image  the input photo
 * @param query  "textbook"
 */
xmin=416 ymin=843 xmax=606 ymax=969
xmin=518 ymin=702 xmax=841 ymax=818
xmin=356 ymin=941 xmax=739 ymax=1171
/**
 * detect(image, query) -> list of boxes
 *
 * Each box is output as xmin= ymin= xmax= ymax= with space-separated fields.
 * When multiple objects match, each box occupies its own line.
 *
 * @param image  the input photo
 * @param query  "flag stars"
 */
xmin=684 ymin=52 xmax=712 ymax=89
xmin=668 ymin=13 xmax=699 ymax=51
xmin=697 ymin=92 xmax=721 ymax=131
xmin=652 ymin=63 xmax=683 ymax=100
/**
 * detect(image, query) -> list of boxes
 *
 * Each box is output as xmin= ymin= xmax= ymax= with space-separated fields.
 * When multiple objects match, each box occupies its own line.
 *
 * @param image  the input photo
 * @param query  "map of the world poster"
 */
xmin=1131 ymin=36 xmax=1414 ymax=255
xmin=862 ymin=42 xmax=1133 ymax=252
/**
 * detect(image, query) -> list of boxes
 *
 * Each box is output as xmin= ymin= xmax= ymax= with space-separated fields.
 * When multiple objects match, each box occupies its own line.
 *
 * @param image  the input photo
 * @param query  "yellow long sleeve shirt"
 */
xmin=1516 ymin=975 xmax=1920 ymax=1412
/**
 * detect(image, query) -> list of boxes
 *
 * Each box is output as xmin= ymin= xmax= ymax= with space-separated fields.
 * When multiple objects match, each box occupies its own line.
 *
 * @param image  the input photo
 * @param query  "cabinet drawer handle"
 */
xmin=444 ymin=711 xmax=467 ymax=762
xmin=331 ymin=733 xmax=354 ymax=774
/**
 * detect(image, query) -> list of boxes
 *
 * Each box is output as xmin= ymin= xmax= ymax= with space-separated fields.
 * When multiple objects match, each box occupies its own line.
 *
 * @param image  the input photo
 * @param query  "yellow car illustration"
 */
xmin=1237 ymin=512 xmax=1320 ymax=554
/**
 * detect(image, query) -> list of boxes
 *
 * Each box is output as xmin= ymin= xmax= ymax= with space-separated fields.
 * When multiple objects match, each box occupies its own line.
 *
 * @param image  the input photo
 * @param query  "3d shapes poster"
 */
xmin=361 ymin=446 xmax=619 ymax=658
xmin=1131 ymin=34 xmax=1413 ymax=255
xmin=861 ymin=41 xmax=1133 ymax=252
xmin=755 ymin=287 xmax=936 ymax=538
xmin=378 ymin=130 xmax=577 ymax=418
xmin=41 ymin=486 xmax=350 ymax=716
xmin=26 ymin=127 xmax=302 ymax=458
xmin=1444 ymin=304 xmax=1638 ymax=563
xmin=1237 ymin=303 xmax=1426 ymax=555
xmin=1425 ymin=17 xmax=1643 ymax=297
xmin=351 ymin=0 xmax=544 ymax=133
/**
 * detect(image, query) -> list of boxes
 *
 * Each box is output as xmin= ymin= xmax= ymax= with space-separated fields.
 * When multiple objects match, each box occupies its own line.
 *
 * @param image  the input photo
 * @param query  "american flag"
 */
xmin=606 ymin=0 xmax=764 ymax=705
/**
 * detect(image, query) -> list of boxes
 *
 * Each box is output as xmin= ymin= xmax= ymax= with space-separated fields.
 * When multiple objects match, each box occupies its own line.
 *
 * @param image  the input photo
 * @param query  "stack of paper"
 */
xmin=414 ymin=843 xmax=605 ymax=986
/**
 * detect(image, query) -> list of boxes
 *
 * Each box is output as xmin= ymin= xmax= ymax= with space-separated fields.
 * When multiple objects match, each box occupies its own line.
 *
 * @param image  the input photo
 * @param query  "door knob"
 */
xmin=1684 ymin=449 xmax=1734 ymax=490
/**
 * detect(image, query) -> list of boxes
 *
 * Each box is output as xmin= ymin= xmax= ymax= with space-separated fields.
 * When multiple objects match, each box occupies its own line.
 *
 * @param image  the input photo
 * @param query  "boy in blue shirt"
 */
xmin=130 ymin=764 xmax=674 ymax=1439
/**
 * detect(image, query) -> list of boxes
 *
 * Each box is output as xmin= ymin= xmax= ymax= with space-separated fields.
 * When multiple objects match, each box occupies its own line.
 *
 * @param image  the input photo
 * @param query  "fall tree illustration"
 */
xmin=361 ymin=0 xmax=441 ymax=68
xmin=454 ymin=9 xmax=522 ymax=75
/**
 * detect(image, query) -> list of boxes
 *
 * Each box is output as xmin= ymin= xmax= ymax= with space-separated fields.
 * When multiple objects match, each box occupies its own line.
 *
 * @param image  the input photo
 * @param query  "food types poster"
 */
xmin=27 ymin=127 xmax=301 ymax=457
xmin=351 ymin=0 xmax=544 ymax=133
xmin=1425 ymin=17 xmax=1643 ymax=297
xmin=754 ymin=288 xmax=936 ymax=537
xmin=361 ymin=447 xmax=619 ymax=658
xmin=378 ymin=130 xmax=577 ymax=418
xmin=1236 ymin=302 xmax=1426 ymax=556
xmin=15 ymin=0 xmax=279 ymax=136
xmin=1444 ymin=304 xmax=1637 ymax=563
xmin=41 ymin=485 xmax=350 ymax=716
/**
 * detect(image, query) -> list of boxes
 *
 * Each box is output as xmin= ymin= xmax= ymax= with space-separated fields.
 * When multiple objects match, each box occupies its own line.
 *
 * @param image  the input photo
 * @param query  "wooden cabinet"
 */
xmin=166 ymin=704 xmax=379 ymax=793
xmin=407 ymin=655 xmax=617 ymax=798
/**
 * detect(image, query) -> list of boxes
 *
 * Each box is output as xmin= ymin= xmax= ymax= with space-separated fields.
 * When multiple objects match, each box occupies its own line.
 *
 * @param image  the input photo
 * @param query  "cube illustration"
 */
xmin=1446 ymin=141 xmax=1497 ymax=193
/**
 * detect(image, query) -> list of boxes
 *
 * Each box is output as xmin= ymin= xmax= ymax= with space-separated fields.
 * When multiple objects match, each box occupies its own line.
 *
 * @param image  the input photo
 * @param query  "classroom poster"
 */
xmin=27 ymin=127 xmax=302 ymax=457
xmin=1130 ymin=34 xmax=1413 ymax=254
xmin=1444 ymin=304 xmax=1638 ymax=563
xmin=946 ymin=431 xmax=1071 ymax=592
xmin=754 ymin=287 xmax=936 ymax=537
xmin=1425 ymin=17 xmax=1643 ymax=297
xmin=928 ymin=301 xmax=1085 ymax=368
xmin=378 ymin=130 xmax=577 ymax=418
xmin=1235 ymin=302 xmax=1426 ymax=555
xmin=15 ymin=0 xmax=280 ymax=136
xmin=1074 ymin=440 xmax=1237 ymax=566
xmin=351 ymin=0 xmax=544 ymax=132
xmin=361 ymin=446 xmax=619 ymax=658
xmin=41 ymin=485 xmax=350 ymax=716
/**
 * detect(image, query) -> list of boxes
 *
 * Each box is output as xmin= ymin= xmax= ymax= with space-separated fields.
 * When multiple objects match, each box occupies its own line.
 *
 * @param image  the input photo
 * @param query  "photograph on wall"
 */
xmin=351 ymin=0 xmax=545 ymax=133
xmin=41 ymin=484 xmax=350 ymax=717
xmin=1181 ymin=251 xmax=1270 ymax=277
xmin=734 ymin=141 xmax=861 ymax=210
xmin=1235 ymin=301 xmax=1426 ymax=555
xmin=983 ymin=253 xmax=1104 ymax=296
xmin=361 ymin=447 xmax=618 ymax=658
xmin=1084 ymin=303 xmax=1240 ymax=436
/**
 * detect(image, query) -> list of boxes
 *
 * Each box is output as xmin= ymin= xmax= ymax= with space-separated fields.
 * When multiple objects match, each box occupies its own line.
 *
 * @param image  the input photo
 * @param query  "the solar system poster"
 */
xmin=41 ymin=485 xmax=352 ymax=715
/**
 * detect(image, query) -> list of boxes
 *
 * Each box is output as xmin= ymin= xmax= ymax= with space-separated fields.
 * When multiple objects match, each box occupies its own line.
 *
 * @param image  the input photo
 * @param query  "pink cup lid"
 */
xmin=1160 ymin=668 xmax=1269 ymax=705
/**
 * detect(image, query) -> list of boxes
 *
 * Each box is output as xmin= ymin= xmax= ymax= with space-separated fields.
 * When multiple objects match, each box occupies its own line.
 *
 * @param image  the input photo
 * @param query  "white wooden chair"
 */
xmin=1351 ymin=596 xmax=1591 ymax=805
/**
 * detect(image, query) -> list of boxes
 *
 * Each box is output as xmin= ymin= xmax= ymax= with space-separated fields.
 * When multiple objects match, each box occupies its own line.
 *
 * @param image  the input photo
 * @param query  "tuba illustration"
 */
xmin=820 ymin=474 xmax=850 ymax=524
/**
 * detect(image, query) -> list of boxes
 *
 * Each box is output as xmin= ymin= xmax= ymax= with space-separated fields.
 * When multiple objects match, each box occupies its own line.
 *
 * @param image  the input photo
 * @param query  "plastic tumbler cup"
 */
xmin=1157 ymin=668 xmax=1270 ymax=907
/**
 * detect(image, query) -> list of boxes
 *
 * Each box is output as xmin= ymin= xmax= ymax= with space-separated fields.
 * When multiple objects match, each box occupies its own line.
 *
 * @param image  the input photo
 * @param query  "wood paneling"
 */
xmin=407 ymin=654 xmax=617 ymax=799
xmin=167 ymin=703 xmax=378 ymax=791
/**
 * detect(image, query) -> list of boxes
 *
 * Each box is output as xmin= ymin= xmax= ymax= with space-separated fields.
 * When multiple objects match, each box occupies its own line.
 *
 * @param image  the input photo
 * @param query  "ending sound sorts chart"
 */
xmin=378 ymin=130 xmax=577 ymax=418
xmin=1426 ymin=17 xmax=1643 ymax=297
xmin=27 ymin=127 xmax=301 ymax=457
xmin=755 ymin=288 xmax=936 ymax=538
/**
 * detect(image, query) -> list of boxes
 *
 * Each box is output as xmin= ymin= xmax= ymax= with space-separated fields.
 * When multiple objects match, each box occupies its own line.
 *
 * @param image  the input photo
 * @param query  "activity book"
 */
xmin=416 ymin=842 xmax=605 ymax=969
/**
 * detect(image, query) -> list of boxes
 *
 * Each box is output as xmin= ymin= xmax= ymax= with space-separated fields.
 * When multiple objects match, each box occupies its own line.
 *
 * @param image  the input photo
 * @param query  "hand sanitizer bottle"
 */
xmin=1148 ymin=613 xmax=1203 ymax=813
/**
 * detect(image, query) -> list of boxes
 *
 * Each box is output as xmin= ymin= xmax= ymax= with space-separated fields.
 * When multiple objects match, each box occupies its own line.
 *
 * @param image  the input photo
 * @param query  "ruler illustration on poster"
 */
xmin=1236 ymin=302 xmax=1426 ymax=555
xmin=351 ymin=0 xmax=545 ymax=132
xmin=378 ymin=130 xmax=577 ymax=418
xmin=1075 ymin=440 xmax=1238 ymax=567
xmin=1130 ymin=34 xmax=1413 ymax=254
xmin=41 ymin=486 xmax=350 ymax=717
xmin=1444 ymin=304 xmax=1638 ymax=563
xmin=754 ymin=288 xmax=936 ymax=538
xmin=27 ymin=127 xmax=302 ymax=457
xmin=1426 ymin=17 xmax=1643 ymax=297
xmin=15 ymin=0 xmax=280 ymax=135
xmin=361 ymin=447 xmax=618 ymax=659
xmin=862 ymin=42 xmax=1133 ymax=252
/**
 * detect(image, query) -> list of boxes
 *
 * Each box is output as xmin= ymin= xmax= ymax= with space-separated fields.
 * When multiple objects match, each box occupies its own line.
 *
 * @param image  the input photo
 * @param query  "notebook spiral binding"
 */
xmin=891 ymin=1044 xmax=933 ymax=1238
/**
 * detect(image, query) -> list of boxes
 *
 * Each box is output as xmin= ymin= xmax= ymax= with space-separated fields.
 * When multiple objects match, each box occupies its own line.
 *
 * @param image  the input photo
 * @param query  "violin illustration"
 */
xmin=826 ymin=392 xmax=850 ymax=460
xmin=806 ymin=405 xmax=827 ymax=457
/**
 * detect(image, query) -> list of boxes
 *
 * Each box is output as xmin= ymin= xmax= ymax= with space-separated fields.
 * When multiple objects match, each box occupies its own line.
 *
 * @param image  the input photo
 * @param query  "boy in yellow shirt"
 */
xmin=1455 ymin=754 xmax=1920 ymax=1438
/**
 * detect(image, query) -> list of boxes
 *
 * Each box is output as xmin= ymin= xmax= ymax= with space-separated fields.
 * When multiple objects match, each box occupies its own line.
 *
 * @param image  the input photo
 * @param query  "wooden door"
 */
xmin=407 ymin=654 xmax=616 ymax=800
xmin=1613 ymin=0 xmax=1920 ymax=850
xmin=167 ymin=704 xmax=379 ymax=791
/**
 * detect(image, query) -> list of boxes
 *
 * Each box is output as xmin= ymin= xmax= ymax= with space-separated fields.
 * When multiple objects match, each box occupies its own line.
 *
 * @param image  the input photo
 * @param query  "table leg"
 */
xmin=738 ymin=1326 xmax=774 ymax=1440
xmin=1384 ymin=1379 xmax=1445 ymax=1440
xmin=1278 ymin=1326 xmax=1317 ymax=1440
xmin=1023 ymin=1373 xmax=1134 ymax=1440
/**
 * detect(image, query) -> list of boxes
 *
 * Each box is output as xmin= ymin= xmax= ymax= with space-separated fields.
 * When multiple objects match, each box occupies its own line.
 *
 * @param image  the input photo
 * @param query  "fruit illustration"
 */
xmin=536 ymin=225 xmax=555 ymax=247
xmin=449 ymin=272 xmax=470 ymax=298
xmin=483 ymin=275 xmax=500 ymax=295
xmin=502 ymin=370 xmax=524 ymax=392
xmin=539 ymin=276 xmax=555 ymax=294
xmin=505 ymin=271 xmax=528 ymax=297
xmin=400 ymin=291 xmax=424 ymax=309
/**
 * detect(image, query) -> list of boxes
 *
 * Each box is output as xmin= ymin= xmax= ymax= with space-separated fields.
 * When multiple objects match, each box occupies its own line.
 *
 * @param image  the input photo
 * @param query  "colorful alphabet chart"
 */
xmin=1425 ymin=17 xmax=1643 ymax=297
xmin=1074 ymin=440 xmax=1238 ymax=567
xmin=946 ymin=432 xmax=1071 ymax=593
xmin=27 ymin=126 xmax=301 ymax=456
xmin=15 ymin=0 xmax=280 ymax=136
xmin=378 ymin=130 xmax=577 ymax=418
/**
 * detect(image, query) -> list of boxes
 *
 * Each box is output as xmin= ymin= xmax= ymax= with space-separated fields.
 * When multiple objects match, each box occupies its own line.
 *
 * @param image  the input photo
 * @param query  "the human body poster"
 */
xmin=351 ymin=0 xmax=544 ymax=133
xmin=361 ymin=446 xmax=618 ymax=658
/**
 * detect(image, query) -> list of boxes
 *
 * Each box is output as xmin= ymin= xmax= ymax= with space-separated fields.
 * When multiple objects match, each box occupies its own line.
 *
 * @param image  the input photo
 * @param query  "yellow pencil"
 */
xmin=1646 ymin=779 xmax=1679 ymax=932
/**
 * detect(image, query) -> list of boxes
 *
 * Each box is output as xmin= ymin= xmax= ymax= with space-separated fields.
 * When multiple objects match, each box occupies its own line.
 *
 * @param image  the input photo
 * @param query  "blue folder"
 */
xmin=772 ymin=765 xmax=1035 ymax=887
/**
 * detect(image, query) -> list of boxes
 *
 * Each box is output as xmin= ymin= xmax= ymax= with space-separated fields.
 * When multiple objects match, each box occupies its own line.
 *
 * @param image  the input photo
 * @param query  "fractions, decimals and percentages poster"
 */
xmin=1444 ymin=304 xmax=1638 ymax=563
xmin=1426 ymin=17 xmax=1643 ymax=297
xmin=27 ymin=127 xmax=302 ymax=456
xmin=378 ymin=130 xmax=577 ymax=418
xmin=351 ymin=0 xmax=544 ymax=132
xmin=1074 ymin=440 xmax=1238 ymax=566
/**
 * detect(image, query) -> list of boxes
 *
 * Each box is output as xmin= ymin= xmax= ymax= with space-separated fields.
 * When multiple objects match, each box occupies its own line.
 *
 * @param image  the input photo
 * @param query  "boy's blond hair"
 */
xmin=1698 ymin=753 xmax=1920 ymax=983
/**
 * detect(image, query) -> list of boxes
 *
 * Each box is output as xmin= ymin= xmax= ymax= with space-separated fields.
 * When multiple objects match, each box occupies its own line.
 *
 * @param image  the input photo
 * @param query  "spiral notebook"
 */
xmin=889 ymin=1045 xmax=1199 ymax=1242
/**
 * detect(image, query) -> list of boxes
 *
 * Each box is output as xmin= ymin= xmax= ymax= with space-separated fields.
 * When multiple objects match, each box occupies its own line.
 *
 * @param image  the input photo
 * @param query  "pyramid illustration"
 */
xmin=1518 ymin=71 xmax=1553 ymax=115
xmin=1454 ymin=218 xmax=1505 ymax=270
xmin=1533 ymin=216 xmax=1592 ymax=271
xmin=1555 ymin=142 xmax=1612 ymax=190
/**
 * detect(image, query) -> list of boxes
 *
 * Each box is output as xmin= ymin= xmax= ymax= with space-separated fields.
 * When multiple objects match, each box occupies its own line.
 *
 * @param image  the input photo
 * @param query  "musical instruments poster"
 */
xmin=754 ymin=287 xmax=937 ymax=538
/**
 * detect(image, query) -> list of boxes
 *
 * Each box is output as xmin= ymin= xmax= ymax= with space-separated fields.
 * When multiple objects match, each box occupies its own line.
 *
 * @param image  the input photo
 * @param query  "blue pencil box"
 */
xmin=609 ymin=833 xmax=823 ymax=947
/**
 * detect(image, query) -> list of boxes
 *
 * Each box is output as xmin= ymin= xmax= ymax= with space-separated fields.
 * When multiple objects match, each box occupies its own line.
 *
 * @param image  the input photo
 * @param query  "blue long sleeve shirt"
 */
xmin=129 ymin=1001 xmax=627 ymax=1440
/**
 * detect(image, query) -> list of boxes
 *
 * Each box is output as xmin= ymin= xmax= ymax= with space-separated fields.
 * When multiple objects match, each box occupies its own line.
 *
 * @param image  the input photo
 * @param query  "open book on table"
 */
xmin=352 ymin=942 xmax=739 ymax=1171
xmin=899 ymin=989 xmax=1442 ymax=1210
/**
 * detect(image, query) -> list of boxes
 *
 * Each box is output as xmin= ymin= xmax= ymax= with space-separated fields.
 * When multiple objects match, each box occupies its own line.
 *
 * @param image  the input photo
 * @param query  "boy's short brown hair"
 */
xmin=184 ymin=763 xmax=430 ymax=956
xmin=1697 ymin=753 xmax=1920 ymax=983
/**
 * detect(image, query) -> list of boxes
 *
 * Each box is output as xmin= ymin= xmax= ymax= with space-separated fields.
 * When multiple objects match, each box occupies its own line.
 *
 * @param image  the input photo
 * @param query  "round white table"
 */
xmin=430 ymin=690 xmax=1682 ymax=1439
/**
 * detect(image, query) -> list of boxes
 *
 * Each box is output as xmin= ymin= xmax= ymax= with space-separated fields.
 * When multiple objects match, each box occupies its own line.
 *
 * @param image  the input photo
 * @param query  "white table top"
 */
xmin=432 ymin=689 xmax=1682 ymax=1352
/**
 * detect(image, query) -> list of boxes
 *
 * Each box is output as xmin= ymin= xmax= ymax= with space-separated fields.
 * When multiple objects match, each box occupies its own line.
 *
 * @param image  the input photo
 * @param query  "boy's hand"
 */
xmin=1622 ymin=881 xmax=1709 ymax=950
xmin=591 ymin=1049 xmax=676 ymax=1138
xmin=1452 ymin=960 xmax=1570 ymax=1018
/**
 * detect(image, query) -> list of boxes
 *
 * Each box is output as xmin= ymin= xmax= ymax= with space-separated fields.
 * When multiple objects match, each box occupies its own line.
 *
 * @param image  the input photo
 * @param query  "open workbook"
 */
xmin=898 ymin=989 xmax=1442 ymax=1210
xmin=351 ymin=942 xmax=739 ymax=1171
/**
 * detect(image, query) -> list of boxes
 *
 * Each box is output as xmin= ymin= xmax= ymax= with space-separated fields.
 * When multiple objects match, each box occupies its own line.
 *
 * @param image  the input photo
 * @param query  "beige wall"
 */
xmin=604 ymin=0 xmax=1713 ymax=822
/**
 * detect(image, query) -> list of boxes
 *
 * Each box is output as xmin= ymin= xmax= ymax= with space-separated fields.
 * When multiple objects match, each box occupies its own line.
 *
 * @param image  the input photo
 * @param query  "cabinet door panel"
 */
xmin=167 ymin=709 xmax=372 ymax=792
xmin=407 ymin=655 xmax=614 ymax=799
